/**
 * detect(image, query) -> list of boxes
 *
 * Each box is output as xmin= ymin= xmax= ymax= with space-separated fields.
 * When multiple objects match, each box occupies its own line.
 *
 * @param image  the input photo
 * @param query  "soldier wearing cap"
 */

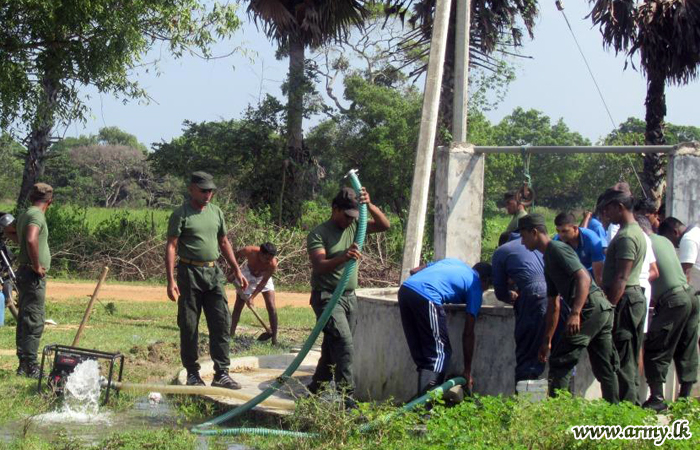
xmin=306 ymin=186 xmax=390 ymax=401
xmin=165 ymin=171 xmax=248 ymax=389
xmin=4 ymin=183 xmax=54 ymax=378
xmin=598 ymin=187 xmax=647 ymax=405
xmin=519 ymin=214 xmax=619 ymax=404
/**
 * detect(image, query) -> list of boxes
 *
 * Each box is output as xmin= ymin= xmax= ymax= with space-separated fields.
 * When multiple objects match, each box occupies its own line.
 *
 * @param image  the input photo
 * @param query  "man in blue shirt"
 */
xmin=398 ymin=259 xmax=492 ymax=397
xmin=555 ymin=212 xmax=605 ymax=286
xmin=492 ymin=233 xmax=557 ymax=384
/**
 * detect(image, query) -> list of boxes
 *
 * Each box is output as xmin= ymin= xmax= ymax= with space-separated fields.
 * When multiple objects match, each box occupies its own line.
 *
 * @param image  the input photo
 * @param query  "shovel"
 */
xmin=232 ymin=282 xmax=273 ymax=341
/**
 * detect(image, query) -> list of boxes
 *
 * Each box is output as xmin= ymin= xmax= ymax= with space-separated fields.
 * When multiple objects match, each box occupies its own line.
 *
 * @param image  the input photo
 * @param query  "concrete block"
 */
xmin=667 ymin=142 xmax=700 ymax=225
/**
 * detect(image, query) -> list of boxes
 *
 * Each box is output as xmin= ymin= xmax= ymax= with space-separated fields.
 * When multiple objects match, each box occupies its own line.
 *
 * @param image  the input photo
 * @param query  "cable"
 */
xmin=555 ymin=1 xmax=647 ymax=198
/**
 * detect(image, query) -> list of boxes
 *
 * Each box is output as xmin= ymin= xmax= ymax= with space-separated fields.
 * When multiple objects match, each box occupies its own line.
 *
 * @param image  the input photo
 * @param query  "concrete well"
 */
xmin=353 ymin=288 xmax=636 ymax=403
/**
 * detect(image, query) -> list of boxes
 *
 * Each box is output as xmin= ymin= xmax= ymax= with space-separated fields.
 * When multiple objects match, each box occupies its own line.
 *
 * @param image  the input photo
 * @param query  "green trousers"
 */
xmin=549 ymin=291 xmax=620 ymax=403
xmin=644 ymin=286 xmax=699 ymax=384
xmin=613 ymin=286 xmax=647 ymax=405
xmin=309 ymin=290 xmax=357 ymax=393
xmin=15 ymin=266 xmax=46 ymax=366
xmin=176 ymin=264 xmax=231 ymax=373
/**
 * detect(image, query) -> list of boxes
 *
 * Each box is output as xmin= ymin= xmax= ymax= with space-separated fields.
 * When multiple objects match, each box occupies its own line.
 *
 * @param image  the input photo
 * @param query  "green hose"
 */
xmin=193 ymin=377 xmax=467 ymax=439
xmin=192 ymin=170 xmax=368 ymax=434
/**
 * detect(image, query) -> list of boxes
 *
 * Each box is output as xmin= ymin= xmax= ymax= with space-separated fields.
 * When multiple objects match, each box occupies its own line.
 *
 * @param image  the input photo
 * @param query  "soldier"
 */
xmin=519 ymin=214 xmax=619 ymax=404
xmin=599 ymin=188 xmax=647 ymax=405
xmin=4 ymin=183 xmax=54 ymax=378
xmin=165 ymin=171 xmax=248 ymax=389
xmin=642 ymin=222 xmax=699 ymax=411
xmin=306 ymin=186 xmax=390 ymax=402
xmin=491 ymin=232 xmax=552 ymax=384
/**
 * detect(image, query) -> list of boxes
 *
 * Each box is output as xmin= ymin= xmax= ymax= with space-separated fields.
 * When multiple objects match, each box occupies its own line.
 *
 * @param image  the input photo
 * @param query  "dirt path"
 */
xmin=46 ymin=281 xmax=311 ymax=308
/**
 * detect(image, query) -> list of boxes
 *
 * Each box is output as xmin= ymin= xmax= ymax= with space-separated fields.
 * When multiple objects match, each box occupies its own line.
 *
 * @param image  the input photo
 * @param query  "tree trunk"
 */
xmin=283 ymin=36 xmax=306 ymax=225
xmin=642 ymin=71 xmax=667 ymax=205
xmin=17 ymin=68 xmax=60 ymax=207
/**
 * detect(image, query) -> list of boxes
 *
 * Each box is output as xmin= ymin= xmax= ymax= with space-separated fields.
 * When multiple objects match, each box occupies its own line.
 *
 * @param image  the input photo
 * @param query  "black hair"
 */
xmin=658 ymin=202 xmax=666 ymax=218
xmin=634 ymin=198 xmax=658 ymax=215
xmin=260 ymin=242 xmax=278 ymax=256
xmin=498 ymin=231 xmax=511 ymax=247
xmin=554 ymin=212 xmax=577 ymax=227
xmin=658 ymin=217 xmax=685 ymax=236
xmin=503 ymin=191 xmax=516 ymax=202
xmin=634 ymin=214 xmax=652 ymax=233
xmin=473 ymin=262 xmax=492 ymax=281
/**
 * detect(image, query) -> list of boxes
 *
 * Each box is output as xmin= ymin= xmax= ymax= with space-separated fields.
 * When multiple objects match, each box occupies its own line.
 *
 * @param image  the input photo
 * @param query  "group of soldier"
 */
xmin=6 ymin=173 xmax=698 ymax=412
xmin=487 ymin=184 xmax=699 ymax=411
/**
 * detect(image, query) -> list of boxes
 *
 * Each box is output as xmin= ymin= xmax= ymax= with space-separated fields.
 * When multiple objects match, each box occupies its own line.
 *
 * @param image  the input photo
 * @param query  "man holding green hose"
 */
xmin=306 ymin=186 xmax=390 ymax=402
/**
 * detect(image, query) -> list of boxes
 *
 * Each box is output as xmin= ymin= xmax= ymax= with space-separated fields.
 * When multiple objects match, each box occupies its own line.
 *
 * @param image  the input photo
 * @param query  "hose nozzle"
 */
xmin=343 ymin=169 xmax=359 ymax=180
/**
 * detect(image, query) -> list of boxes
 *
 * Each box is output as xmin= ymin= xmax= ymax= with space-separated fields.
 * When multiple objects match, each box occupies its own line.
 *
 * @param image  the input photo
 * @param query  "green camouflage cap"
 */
xmin=190 ymin=171 xmax=216 ymax=190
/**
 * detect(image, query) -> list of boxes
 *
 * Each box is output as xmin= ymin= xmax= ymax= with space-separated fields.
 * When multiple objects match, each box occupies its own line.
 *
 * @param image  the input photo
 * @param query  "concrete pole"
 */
xmin=400 ymin=0 xmax=453 ymax=282
xmin=453 ymin=0 xmax=471 ymax=142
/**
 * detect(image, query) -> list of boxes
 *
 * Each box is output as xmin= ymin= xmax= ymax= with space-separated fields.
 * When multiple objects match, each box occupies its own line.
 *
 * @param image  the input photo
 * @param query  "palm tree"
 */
xmin=384 ymin=0 xmax=539 ymax=133
xmin=247 ymin=1 xmax=368 ymax=223
xmin=588 ymin=0 xmax=700 ymax=203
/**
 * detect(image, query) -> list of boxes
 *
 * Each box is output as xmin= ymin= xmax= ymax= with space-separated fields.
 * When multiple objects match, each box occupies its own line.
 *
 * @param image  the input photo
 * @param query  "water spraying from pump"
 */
xmin=35 ymin=359 xmax=111 ymax=424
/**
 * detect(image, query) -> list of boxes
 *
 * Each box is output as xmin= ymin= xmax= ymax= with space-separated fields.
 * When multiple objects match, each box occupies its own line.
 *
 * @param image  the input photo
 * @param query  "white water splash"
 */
xmin=35 ymin=359 xmax=111 ymax=424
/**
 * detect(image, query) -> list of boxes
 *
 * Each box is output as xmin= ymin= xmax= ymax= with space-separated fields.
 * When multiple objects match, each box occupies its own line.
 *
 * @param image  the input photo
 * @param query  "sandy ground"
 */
xmin=45 ymin=281 xmax=311 ymax=308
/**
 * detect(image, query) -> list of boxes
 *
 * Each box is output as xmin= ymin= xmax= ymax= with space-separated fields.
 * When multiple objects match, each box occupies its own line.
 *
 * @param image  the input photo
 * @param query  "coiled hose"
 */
xmin=192 ymin=170 xmax=368 ymax=435
xmin=193 ymin=377 xmax=467 ymax=438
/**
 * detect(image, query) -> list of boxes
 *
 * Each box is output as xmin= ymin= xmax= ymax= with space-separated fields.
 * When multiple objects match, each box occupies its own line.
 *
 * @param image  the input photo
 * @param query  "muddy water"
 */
xmin=0 ymin=395 xmax=194 ymax=445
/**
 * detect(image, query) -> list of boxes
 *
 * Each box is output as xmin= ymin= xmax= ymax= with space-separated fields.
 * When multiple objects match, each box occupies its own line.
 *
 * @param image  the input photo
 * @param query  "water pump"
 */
xmin=38 ymin=344 xmax=125 ymax=404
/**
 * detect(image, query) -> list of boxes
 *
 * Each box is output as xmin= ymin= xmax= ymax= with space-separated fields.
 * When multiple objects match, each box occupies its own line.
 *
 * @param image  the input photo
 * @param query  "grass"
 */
xmin=0 ymin=298 xmax=316 ymax=448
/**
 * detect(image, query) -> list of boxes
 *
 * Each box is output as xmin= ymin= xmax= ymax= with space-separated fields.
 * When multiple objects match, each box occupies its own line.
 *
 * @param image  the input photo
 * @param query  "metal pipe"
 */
xmin=474 ymin=145 xmax=674 ymax=154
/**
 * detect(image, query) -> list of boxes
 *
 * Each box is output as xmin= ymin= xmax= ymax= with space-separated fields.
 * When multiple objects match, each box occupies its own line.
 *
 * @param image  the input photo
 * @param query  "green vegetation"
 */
xmin=0 ymin=298 xmax=315 ymax=425
xmin=209 ymin=392 xmax=700 ymax=450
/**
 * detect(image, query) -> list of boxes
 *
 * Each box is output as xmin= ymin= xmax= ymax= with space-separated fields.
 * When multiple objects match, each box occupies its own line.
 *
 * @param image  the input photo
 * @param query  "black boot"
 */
xmin=642 ymin=382 xmax=668 ymax=412
xmin=417 ymin=369 xmax=441 ymax=397
xmin=678 ymin=382 xmax=694 ymax=398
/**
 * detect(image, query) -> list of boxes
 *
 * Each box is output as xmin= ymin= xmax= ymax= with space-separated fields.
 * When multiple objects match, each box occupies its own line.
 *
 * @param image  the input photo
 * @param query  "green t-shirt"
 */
xmin=307 ymin=220 xmax=358 ymax=292
xmin=505 ymin=209 xmax=528 ymax=234
xmin=649 ymin=233 xmax=688 ymax=299
xmin=543 ymin=240 xmax=600 ymax=307
xmin=167 ymin=202 xmax=227 ymax=261
xmin=602 ymin=222 xmax=646 ymax=289
xmin=17 ymin=206 xmax=51 ymax=271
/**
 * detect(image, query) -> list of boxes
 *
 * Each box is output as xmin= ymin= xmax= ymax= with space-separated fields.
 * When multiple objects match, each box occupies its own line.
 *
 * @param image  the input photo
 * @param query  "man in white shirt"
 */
xmin=659 ymin=217 xmax=700 ymax=292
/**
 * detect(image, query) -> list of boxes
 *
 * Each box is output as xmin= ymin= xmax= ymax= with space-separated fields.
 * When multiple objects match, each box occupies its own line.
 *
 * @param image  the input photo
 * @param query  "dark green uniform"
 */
xmin=307 ymin=220 xmax=358 ymax=393
xmin=15 ymin=206 xmax=50 ymax=367
xmin=168 ymin=202 xmax=231 ymax=374
xmin=644 ymin=234 xmax=699 ymax=385
xmin=602 ymin=222 xmax=647 ymax=405
xmin=544 ymin=240 xmax=619 ymax=403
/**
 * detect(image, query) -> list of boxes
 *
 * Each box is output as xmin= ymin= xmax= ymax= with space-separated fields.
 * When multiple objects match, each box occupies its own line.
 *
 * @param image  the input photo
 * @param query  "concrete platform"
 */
xmin=176 ymin=349 xmax=321 ymax=415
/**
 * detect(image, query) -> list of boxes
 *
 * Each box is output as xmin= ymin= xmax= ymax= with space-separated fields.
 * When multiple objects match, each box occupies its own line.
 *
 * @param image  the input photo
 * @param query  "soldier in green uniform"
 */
xmin=306 ymin=186 xmax=390 ymax=400
xmin=640 ymin=217 xmax=699 ymax=411
xmin=166 ymin=172 xmax=248 ymax=389
xmin=599 ymin=188 xmax=647 ymax=405
xmin=519 ymin=214 xmax=619 ymax=403
xmin=4 ymin=183 xmax=54 ymax=378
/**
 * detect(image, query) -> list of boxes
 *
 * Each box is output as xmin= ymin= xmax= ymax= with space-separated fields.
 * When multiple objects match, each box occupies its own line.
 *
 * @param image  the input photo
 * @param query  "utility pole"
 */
xmin=400 ymin=0 xmax=453 ymax=282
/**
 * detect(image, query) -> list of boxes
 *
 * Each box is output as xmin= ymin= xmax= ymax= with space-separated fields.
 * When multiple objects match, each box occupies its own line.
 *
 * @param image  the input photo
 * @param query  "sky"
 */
xmin=71 ymin=1 xmax=700 ymax=148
